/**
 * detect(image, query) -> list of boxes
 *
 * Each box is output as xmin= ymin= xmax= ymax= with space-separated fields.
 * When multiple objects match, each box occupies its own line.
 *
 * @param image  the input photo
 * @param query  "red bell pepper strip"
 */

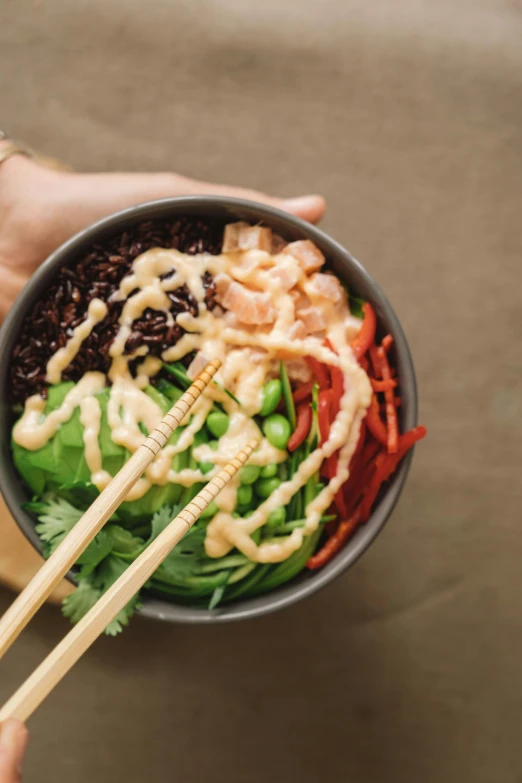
xmin=351 ymin=302 xmax=377 ymax=361
xmin=350 ymin=421 xmax=367 ymax=468
xmin=287 ymin=401 xmax=312 ymax=452
xmin=382 ymin=334 xmax=394 ymax=352
xmin=360 ymin=450 xmax=388 ymax=521
xmin=318 ymin=389 xmax=332 ymax=445
xmin=369 ymin=343 xmax=381 ymax=379
xmin=306 ymin=508 xmax=362 ymax=570
xmin=327 ymin=450 xmax=338 ymax=481
xmin=395 ymin=425 xmax=427 ymax=458
xmin=341 ymin=422 xmax=368 ymax=507
xmin=380 ymin=398 xmax=402 ymax=414
xmin=376 ymin=345 xmax=398 ymax=454
xmin=330 ymin=365 xmax=343 ymax=418
xmin=345 ymin=435 xmax=380 ymax=492
xmin=292 ymin=381 xmax=314 ymax=403
xmin=371 ymin=378 xmax=397 ymax=393
xmin=305 ymin=356 xmax=330 ymax=389
xmin=360 ymin=425 xmax=427 ymax=520
xmin=322 ymin=442 xmax=348 ymax=516
xmin=365 ymin=394 xmax=388 ymax=445
xmin=323 ymin=339 xmax=344 ymax=418
xmin=334 ymin=485 xmax=348 ymax=517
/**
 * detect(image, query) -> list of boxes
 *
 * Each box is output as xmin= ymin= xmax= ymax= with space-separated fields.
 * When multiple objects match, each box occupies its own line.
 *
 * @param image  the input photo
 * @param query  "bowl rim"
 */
xmin=0 ymin=195 xmax=417 ymax=624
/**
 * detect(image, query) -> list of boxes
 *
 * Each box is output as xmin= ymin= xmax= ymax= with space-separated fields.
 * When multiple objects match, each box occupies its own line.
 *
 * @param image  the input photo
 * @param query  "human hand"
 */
xmin=0 ymin=720 xmax=28 ymax=782
xmin=0 ymin=144 xmax=326 ymax=319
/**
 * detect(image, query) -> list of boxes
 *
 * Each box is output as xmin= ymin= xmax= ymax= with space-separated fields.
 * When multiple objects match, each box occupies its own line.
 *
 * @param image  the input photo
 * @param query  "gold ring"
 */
xmin=0 ymin=142 xmax=35 ymax=167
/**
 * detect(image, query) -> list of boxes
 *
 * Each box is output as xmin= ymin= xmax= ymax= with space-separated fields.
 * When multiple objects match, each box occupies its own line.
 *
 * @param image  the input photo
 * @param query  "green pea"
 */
xmin=237 ymin=484 xmax=253 ymax=507
xmin=206 ymin=411 xmax=229 ymax=438
xmin=255 ymin=476 xmax=282 ymax=499
xmin=262 ymin=414 xmax=292 ymax=450
xmin=239 ymin=465 xmax=261 ymax=485
xmin=208 ymin=440 xmax=219 ymax=451
xmin=266 ymin=507 xmax=286 ymax=528
xmin=260 ymin=463 xmax=278 ymax=478
xmin=199 ymin=500 xmax=219 ymax=520
xmin=198 ymin=461 xmax=214 ymax=475
xmin=259 ymin=379 xmax=282 ymax=416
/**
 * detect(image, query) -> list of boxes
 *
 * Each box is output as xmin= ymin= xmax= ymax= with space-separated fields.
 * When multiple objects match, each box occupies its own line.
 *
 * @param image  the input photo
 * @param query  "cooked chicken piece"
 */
xmin=289 ymin=290 xmax=327 ymax=333
xmin=285 ymin=358 xmax=313 ymax=383
xmin=290 ymin=289 xmax=309 ymax=307
xmin=271 ymin=260 xmax=301 ymax=292
xmin=285 ymin=240 xmax=325 ymax=274
xmin=218 ymin=279 xmax=276 ymax=325
xmin=223 ymin=222 xmax=273 ymax=253
xmin=287 ymin=319 xmax=307 ymax=340
xmin=271 ymin=233 xmax=288 ymax=254
xmin=297 ymin=306 xmax=327 ymax=333
xmin=305 ymin=272 xmax=344 ymax=304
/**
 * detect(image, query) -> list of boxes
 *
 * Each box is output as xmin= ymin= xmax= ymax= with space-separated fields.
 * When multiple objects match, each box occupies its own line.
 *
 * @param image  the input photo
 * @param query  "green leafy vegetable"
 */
xmin=349 ymin=294 xmax=366 ymax=319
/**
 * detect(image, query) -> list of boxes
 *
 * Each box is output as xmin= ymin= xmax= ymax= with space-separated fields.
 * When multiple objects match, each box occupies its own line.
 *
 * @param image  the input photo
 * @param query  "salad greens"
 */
xmin=15 ymin=362 xmax=327 ymax=633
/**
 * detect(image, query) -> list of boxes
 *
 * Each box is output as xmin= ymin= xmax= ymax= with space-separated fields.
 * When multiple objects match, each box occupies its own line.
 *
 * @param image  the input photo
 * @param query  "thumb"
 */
xmin=0 ymin=720 xmax=28 ymax=782
xmin=61 ymin=171 xmax=326 ymax=233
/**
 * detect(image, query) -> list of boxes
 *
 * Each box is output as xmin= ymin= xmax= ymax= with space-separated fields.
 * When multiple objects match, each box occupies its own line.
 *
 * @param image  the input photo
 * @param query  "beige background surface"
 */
xmin=1 ymin=0 xmax=522 ymax=780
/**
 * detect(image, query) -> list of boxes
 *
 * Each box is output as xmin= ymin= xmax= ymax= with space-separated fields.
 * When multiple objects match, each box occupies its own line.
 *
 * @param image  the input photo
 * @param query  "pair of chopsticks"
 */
xmin=0 ymin=359 xmax=257 ymax=722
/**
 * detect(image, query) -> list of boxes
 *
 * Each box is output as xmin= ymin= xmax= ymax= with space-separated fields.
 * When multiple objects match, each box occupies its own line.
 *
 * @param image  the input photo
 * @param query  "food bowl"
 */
xmin=0 ymin=196 xmax=417 ymax=624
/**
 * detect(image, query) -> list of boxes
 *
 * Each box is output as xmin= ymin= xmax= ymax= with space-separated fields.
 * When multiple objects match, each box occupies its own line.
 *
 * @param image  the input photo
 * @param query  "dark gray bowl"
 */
xmin=0 ymin=197 xmax=417 ymax=624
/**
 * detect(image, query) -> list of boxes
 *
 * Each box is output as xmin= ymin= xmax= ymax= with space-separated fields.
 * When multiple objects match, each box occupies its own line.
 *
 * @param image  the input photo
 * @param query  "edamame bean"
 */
xmin=208 ymin=440 xmax=219 ymax=451
xmin=262 ymin=414 xmax=291 ymax=450
xmin=260 ymin=463 xmax=278 ymax=478
xmin=266 ymin=507 xmax=286 ymax=528
xmin=259 ymin=379 xmax=282 ymax=416
xmin=198 ymin=461 xmax=214 ymax=475
xmin=239 ymin=465 xmax=261 ymax=485
xmin=255 ymin=476 xmax=282 ymax=499
xmin=206 ymin=411 xmax=229 ymax=438
xmin=237 ymin=484 xmax=253 ymax=507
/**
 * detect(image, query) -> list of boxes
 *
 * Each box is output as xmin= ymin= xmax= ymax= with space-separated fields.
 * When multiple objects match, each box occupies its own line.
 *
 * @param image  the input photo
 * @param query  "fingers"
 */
xmin=186 ymin=178 xmax=326 ymax=224
xmin=0 ymin=720 xmax=28 ymax=782
xmin=62 ymin=171 xmax=326 ymax=235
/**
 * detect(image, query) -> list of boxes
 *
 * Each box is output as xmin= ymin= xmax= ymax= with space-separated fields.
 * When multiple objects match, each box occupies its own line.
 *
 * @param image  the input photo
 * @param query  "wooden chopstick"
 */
xmin=0 ymin=359 xmax=221 ymax=660
xmin=0 ymin=439 xmax=258 ymax=722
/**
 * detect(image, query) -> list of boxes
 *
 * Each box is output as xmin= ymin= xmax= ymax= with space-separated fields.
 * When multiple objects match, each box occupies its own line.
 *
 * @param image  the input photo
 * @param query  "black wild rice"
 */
xmin=10 ymin=218 xmax=223 ymax=403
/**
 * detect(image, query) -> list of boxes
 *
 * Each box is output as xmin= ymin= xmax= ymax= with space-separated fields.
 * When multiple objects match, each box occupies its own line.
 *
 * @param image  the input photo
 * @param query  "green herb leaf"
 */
xmin=62 ymin=579 xmax=100 ymax=624
xmin=109 ymin=526 xmax=144 ymax=556
xmin=34 ymin=497 xmax=83 ymax=553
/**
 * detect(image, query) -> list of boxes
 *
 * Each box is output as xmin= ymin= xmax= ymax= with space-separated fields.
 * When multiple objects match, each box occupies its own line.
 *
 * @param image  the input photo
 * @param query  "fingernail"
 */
xmin=282 ymin=195 xmax=326 ymax=220
xmin=282 ymin=195 xmax=325 ymax=210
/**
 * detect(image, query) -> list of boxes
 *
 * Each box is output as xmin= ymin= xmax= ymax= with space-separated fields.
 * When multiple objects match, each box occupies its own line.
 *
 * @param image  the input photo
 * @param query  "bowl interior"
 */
xmin=0 ymin=197 xmax=417 ymax=623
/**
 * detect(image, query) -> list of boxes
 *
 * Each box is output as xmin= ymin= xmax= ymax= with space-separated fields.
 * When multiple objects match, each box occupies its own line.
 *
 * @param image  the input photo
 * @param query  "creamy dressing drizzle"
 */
xmin=46 ymin=298 xmax=108 ymax=385
xmin=13 ymin=237 xmax=371 ymax=563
